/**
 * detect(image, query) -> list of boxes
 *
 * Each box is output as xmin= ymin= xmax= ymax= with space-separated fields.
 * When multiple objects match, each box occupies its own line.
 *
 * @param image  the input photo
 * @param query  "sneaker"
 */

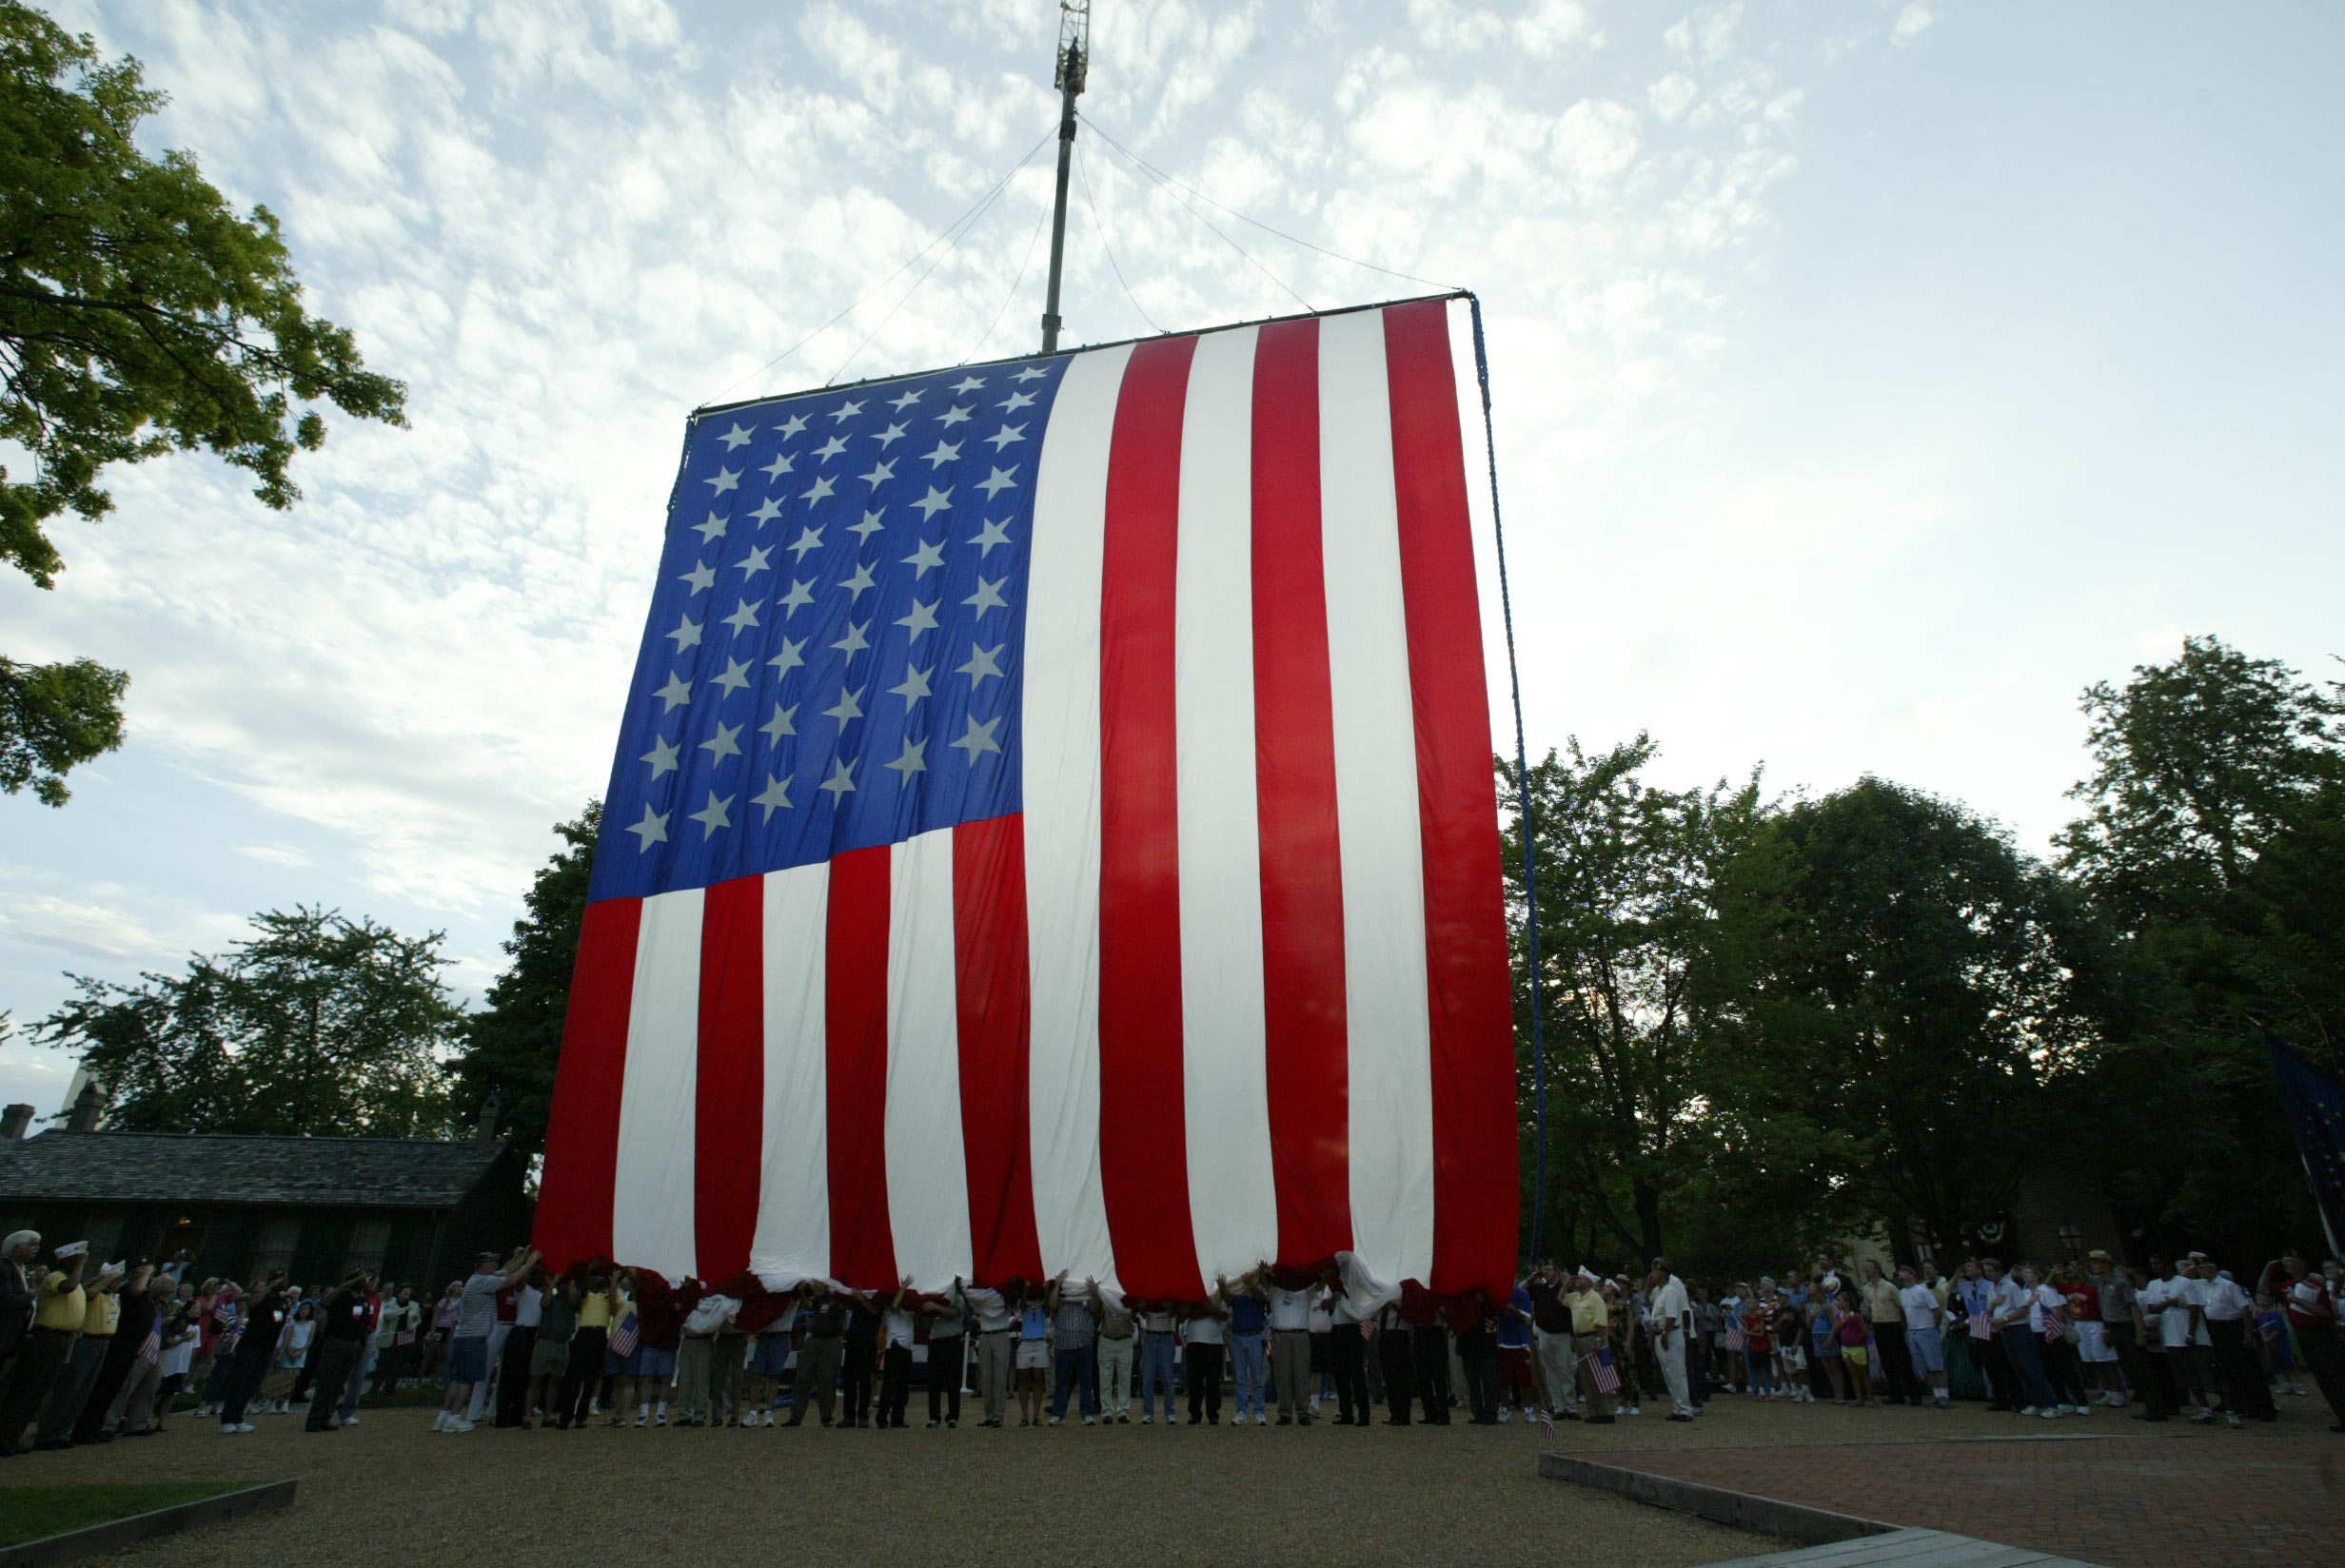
xmin=2074 ymin=1403 xmax=2091 ymax=1418
xmin=1083 ymin=1415 xmax=1095 ymax=1425
xmin=343 ymin=1413 xmax=359 ymax=1425
xmin=220 ymin=1424 xmax=243 ymax=1437
xmin=2038 ymin=1408 xmax=2058 ymax=1421
xmin=2225 ymin=1412 xmax=2244 ymax=1430
xmin=432 ymin=1412 xmax=451 ymax=1432
xmin=1496 ymin=1408 xmax=1511 ymax=1422
xmin=928 ymin=1420 xmax=940 ymax=1429
xmin=1140 ymin=1414 xmax=1152 ymax=1424
xmin=1048 ymin=1416 xmax=1062 ymax=1426
xmin=446 ymin=1417 xmax=475 ymax=1432
xmin=2192 ymin=1408 xmax=2217 ymax=1424
xmin=234 ymin=1421 xmax=256 ymax=1433
xmin=2020 ymin=1406 xmax=2040 ymax=1417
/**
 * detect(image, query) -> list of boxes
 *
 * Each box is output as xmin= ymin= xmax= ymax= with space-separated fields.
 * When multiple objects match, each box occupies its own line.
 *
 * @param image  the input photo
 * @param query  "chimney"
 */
xmin=65 ymin=1083 xmax=104 ymax=1133
xmin=0 ymin=1104 xmax=31 ymax=1141
xmin=475 ymin=1091 xmax=503 ymax=1146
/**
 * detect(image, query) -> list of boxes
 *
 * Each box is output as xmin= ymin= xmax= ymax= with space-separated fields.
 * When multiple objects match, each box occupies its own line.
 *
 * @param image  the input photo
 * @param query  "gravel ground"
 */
xmin=0 ymin=1402 xmax=1772 ymax=1566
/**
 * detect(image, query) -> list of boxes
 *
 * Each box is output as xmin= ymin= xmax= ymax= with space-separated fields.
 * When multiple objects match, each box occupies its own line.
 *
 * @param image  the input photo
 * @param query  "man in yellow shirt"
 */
xmin=1563 ymin=1268 xmax=1616 ymax=1423
xmin=32 ymin=1255 xmax=118 ymax=1450
xmin=0 ymin=1247 xmax=87 ymax=1454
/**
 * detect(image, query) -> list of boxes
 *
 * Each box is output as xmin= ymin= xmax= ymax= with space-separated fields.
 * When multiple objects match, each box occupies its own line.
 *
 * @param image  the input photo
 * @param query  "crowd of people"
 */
xmin=3 ymin=1227 xmax=2339 ymax=1457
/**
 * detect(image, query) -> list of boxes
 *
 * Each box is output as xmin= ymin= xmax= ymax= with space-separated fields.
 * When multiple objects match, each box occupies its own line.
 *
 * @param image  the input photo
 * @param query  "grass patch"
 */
xmin=0 ymin=1482 xmax=242 ymax=1547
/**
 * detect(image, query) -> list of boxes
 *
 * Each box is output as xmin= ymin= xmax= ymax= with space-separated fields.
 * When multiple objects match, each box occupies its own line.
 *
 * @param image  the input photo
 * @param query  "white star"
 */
xmin=666 ymin=613 xmax=703 ymax=652
xmin=895 ymin=598 xmax=939 ymax=637
xmin=774 ymin=412 xmax=809 ymax=439
xmin=699 ymin=719 xmax=744 ymax=765
xmin=838 ymin=560 xmax=877 ymax=598
xmin=759 ymin=700 xmax=798 ymax=745
xmin=721 ymin=598 xmax=760 ymax=635
xmin=802 ymin=474 xmax=837 ymax=503
xmin=750 ymin=496 xmax=785 ymax=524
xmin=719 ymin=421 xmax=753 ymax=450
xmin=705 ymin=466 xmax=741 ymax=494
xmin=818 ymin=757 xmax=857 ymax=802
xmin=777 ymin=578 xmax=815 ymax=616
xmin=874 ymin=421 xmax=909 ymax=448
xmin=888 ymin=388 xmax=923 ymax=411
xmin=831 ymin=618 xmax=871 ymax=656
xmin=901 ymin=539 xmax=946 ymax=577
xmin=922 ymin=440 xmax=963 ymax=468
xmin=689 ymin=790 xmax=735 ymax=837
xmin=889 ymin=663 xmax=934 ymax=703
xmin=766 ymin=636 xmax=807 ymax=676
xmin=849 ymin=509 xmax=886 ymax=541
xmin=626 ymin=803 xmax=671 ymax=851
xmin=1014 ymin=364 xmax=1050 ymax=382
xmin=963 ymin=575 xmax=1008 ymax=615
xmin=998 ymin=390 xmax=1035 ymax=413
xmin=815 ymin=435 xmax=848 ymax=461
xmin=985 ymin=422 xmax=1027 ymax=451
xmin=678 ymin=559 xmax=716 ymax=594
xmin=956 ymin=642 xmax=1005 ymax=686
xmin=976 ymin=465 xmax=1017 ymax=500
xmin=822 ymin=685 xmax=864 ymax=723
xmin=640 ymin=735 xmax=680 ymax=778
xmin=914 ymin=485 xmax=953 ymax=520
xmin=937 ymin=404 xmax=973 ymax=427
xmin=969 ymin=518 xmax=1013 ymax=555
xmin=735 ymin=544 xmax=772 ymax=579
xmin=859 ymin=460 xmax=895 ymax=488
xmin=884 ymin=736 xmax=928 ymax=778
xmin=710 ymin=657 xmax=753 ymax=696
xmin=693 ymin=512 xmax=729 ymax=543
xmin=787 ymin=525 xmax=824 ymax=560
xmin=951 ymin=714 xmax=1004 ymax=759
xmin=654 ymin=671 xmax=693 ymax=712
xmin=759 ymin=452 xmax=795 ymax=481
xmin=952 ymin=375 xmax=986 ymax=393
xmin=829 ymin=399 xmax=865 ymax=422
xmin=751 ymin=774 xmax=793 ymax=820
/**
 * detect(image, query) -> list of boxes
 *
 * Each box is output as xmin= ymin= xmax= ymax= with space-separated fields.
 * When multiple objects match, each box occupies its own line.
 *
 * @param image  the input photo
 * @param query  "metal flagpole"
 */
xmin=1041 ymin=2 xmax=1090 ymax=354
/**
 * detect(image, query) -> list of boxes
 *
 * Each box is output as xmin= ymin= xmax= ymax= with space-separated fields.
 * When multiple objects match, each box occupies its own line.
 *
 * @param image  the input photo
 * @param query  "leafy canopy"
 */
xmin=0 ymin=0 xmax=405 ymax=802
xmin=38 ymin=906 xmax=462 ymax=1138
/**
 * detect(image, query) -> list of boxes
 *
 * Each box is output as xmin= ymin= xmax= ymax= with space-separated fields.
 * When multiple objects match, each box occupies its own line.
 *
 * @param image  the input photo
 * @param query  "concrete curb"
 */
xmin=1538 ymin=1452 xmax=1889 ymax=1547
xmin=0 ymin=1480 xmax=297 ymax=1567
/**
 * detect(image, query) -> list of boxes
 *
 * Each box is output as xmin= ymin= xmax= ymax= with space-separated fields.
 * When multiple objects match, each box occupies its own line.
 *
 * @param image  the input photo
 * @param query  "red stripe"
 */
xmin=825 ymin=845 xmax=897 ymax=1288
xmin=1095 ymin=334 xmax=1206 ymax=1302
xmin=534 ymin=896 xmax=642 ymax=1272
xmin=952 ymin=814 xmax=1044 ymax=1285
xmin=1382 ymin=299 xmax=1519 ymax=1300
xmin=693 ymin=874 xmax=764 ymax=1282
xmin=1249 ymin=316 xmax=1353 ymax=1267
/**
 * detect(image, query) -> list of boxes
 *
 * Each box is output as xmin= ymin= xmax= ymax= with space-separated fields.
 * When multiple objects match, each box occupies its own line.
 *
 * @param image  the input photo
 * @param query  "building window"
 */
xmin=251 ymin=1215 xmax=302 ymax=1281
xmin=345 ymin=1218 xmax=392 ymax=1279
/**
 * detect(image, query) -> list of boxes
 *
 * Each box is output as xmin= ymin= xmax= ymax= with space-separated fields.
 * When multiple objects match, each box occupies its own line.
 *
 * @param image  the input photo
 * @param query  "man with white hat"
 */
xmin=1645 ymin=1259 xmax=1696 ymax=1421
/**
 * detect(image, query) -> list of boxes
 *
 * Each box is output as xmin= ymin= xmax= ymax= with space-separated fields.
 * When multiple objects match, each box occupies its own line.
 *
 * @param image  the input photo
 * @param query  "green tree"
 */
xmin=1500 ymin=735 xmax=1767 ymax=1264
xmin=1704 ymin=778 xmax=2138 ymax=1257
xmin=451 ymin=802 xmax=600 ymax=1161
xmin=39 ymin=906 xmax=461 ymax=1137
xmin=1 ymin=2 xmax=405 ymax=804
xmin=2055 ymin=636 xmax=2342 ymax=1251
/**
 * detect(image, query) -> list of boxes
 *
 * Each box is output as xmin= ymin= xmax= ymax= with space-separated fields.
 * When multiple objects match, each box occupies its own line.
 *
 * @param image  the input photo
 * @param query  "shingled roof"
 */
xmin=0 ymin=1130 xmax=509 ymax=1208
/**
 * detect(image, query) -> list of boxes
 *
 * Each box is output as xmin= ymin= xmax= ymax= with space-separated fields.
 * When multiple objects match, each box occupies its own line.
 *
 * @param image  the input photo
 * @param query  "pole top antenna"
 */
xmin=1055 ymin=1 xmax=1091 ymax=96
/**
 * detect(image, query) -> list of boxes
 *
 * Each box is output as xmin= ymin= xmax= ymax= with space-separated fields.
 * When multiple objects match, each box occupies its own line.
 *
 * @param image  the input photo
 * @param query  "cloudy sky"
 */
xmin=4 ymin=0 xmax=2339 ymax=1122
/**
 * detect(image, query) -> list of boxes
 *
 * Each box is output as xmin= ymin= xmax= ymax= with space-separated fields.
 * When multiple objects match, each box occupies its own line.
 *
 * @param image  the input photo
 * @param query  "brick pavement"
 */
xmin=1585 ymin=1421 xmax=2345 ymax=1568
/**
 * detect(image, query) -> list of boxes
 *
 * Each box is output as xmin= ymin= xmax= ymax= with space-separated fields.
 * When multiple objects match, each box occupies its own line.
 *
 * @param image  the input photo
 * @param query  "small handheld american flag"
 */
xmin=1586 ymin=1347 xmax=1620 ymax=1395
xmin=2042 ymin=1313 xmax=2066 ymax=1344
xmin=1724 ymin=1319 xmax=1745 ymax=1352
xmin=607 ymin=1311 xmax=640 ymax=1360
xmin=137 ymin=1317 xmax=161 ymax=1365
xmin=1537 ymin=1409 xmax=1557 ymax=1445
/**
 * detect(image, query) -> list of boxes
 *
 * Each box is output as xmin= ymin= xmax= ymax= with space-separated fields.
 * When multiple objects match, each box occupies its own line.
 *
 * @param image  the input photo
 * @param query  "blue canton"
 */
xmin=591 ymin=357 xmax=1072 ymax=901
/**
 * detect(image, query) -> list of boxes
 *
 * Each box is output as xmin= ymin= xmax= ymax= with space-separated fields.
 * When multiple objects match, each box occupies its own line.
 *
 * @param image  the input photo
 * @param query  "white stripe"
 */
xmin=884 ymin=827 xmax=972 ymax=1286
xmin=1022 ymin=342 xmax=1133 ymax=1290
xmin=1172 ymin=324 xmax=1278 ymax=1284
xmin=750 ymin=859 xmax=831 ymax=1284
xmin=611 ymin=887 xmax=703 ymax=1284
xmin=1318 ymin=308 xmax=1435 ymax=1285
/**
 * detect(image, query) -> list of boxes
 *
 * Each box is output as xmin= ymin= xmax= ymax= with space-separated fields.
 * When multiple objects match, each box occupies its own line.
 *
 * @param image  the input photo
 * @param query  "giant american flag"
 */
xmin=535 ymin=294 xmax=1519 ymax=1303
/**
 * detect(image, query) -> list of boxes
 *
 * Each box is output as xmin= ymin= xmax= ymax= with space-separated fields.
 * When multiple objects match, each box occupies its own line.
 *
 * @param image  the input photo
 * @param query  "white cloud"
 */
xmin=236 ymin=844 xmax=315 ymax=869
xmin=1891 ymin=3 xmax=1936 ymax=47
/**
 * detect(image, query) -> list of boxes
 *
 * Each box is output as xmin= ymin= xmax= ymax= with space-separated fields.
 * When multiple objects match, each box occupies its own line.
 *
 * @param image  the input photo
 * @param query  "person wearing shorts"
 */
xmin=1835 ymin=1289 xmax=1872 ymax=1403
xmin=436 ymin=1247 xmax=536 ymax=1434
xmin=1015 ymin=1285 xmax=1050 ymax=1426
xmin=525 ymin=1276 xmax=576 ymax=1424
xmin=747 ymin=1298 xmax=796 ymax=1426
xmin=1897 ymin=1265 xmax=1949 ymax=1406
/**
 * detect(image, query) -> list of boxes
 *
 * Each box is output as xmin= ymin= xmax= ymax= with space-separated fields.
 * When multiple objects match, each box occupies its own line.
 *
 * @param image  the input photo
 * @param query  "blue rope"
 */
xmin=1468 ymin=294 xmax=1551 ymax=1265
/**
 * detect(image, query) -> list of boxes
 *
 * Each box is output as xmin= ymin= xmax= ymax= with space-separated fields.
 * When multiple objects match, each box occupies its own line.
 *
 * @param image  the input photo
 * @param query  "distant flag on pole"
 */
xmin=2268 ymin=1033 xmax=2345 ymax=1257
xmin=534 ymin=294 xmax=1520 ymax=1304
